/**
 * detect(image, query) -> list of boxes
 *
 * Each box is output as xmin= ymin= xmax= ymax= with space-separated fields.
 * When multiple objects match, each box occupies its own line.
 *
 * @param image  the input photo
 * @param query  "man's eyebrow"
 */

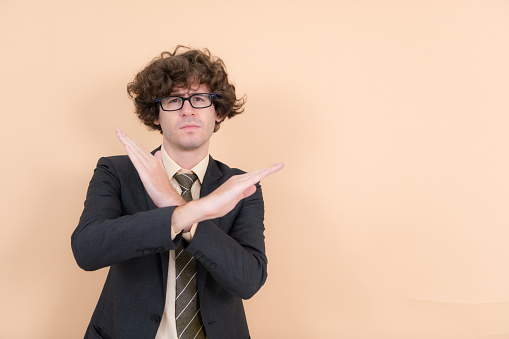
xmin=169 ymin=89 xmax=202 ymax=96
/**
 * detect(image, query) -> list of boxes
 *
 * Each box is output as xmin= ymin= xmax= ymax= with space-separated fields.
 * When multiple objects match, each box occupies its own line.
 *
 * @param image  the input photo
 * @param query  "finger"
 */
xmin=124 ymin=144 xmax=145 ymax=170
xmin=120 ymin=136 xmax=147 ymax=169
xmin=115 ymin=127 xmax=129 ymax=146
xmin=125 ymin=140 xmax=150 ymax=163
xmin=241 ymin=162 xmax=285 ymax=184
xmin=118 ymin=129 xmax=147 ymax=155
xmin=117 ymin=128 xmax=143 ymax=155
xmin=265 ymin=162 xmax=285 ymax=175
xmin=116 ymin=128 xmax=139 ymax=152
xmin=116 ymin=128 xmax=154 ymax=163
xmin=118 ymin=130 xmax=152 ymax=172
xmin=124 ymin=145 xmax=152 ymax=171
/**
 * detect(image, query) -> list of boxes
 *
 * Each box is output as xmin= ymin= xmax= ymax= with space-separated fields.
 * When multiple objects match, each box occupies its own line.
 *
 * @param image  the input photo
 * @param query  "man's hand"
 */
xmin=116 ymin=128 xmax=284 ymax=234
xmin=115 ymin=128 xmax=185 ymax=208
xmin=172 ymin=162 xmax=284 ymax=233
xmin=200 ymin=163 xmax=284 ymax=219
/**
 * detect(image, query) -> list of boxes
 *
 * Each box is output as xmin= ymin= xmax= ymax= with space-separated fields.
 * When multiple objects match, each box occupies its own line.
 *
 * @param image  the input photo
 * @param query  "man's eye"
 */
xmin=192 ymin=96 xmax=205 ymax=102
xmin=168 ymin=98 xmax=180 ymax=104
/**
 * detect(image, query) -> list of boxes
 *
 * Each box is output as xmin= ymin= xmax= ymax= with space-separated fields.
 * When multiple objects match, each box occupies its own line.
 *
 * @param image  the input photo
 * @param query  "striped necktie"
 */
xmin=173 ymin=172 xmax=206 ymax=339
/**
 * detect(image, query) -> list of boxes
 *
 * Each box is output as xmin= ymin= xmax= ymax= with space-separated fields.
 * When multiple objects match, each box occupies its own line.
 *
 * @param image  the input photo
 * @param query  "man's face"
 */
xmin=155 ymin=82 xmax=220 ymax=154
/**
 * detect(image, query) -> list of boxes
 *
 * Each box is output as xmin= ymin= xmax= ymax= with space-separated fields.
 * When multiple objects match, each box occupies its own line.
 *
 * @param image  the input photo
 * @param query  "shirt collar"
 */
xmin=160 ymin=144 xmax=209 ymax=184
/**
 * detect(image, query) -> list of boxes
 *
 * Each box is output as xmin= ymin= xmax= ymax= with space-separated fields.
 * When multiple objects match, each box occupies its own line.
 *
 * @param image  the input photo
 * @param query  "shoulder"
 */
xmin=94 ymin=154 xmax=139 ymax=182
xmin=96 ymin=154 xmax=133 ymax=171
xmin=97 ymin=154 xmax=130 ymax=165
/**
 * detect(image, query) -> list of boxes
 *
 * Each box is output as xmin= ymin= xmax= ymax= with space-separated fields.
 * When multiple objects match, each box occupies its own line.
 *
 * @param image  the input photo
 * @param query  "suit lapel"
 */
xmin=200 ymin=155 xmax=224 ymax=198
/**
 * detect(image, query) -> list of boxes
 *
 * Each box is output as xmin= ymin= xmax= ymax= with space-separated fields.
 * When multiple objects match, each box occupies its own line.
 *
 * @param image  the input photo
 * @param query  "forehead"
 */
xmin=170 ymin=82 xmax=211 ymax=95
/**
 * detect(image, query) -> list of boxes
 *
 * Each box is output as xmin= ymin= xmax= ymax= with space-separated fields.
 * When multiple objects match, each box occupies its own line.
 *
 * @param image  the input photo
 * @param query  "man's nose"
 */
xmin=180 ymin=99 xmax=195 ymax=115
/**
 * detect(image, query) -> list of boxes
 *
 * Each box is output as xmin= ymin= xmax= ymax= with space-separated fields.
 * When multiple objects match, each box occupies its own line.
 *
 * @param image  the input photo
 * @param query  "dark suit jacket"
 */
xmin=71 ymin=152 xmax=267 ymax=339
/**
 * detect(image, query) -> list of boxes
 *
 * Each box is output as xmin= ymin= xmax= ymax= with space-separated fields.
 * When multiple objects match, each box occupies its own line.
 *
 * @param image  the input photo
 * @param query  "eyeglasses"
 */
xmin=154 ymin=93 xmax=218 ymax=111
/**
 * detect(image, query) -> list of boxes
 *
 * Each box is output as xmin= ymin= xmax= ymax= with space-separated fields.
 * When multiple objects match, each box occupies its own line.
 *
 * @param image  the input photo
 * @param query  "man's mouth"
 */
xmin=180 ymin=124 xmax=200 ymax=130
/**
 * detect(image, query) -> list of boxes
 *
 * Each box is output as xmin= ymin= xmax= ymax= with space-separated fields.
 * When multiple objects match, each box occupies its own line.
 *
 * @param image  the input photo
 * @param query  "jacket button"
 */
xmin=143 ymin=249 xmax=152 ymax=255
xmin=195 ymin=251 xmax=204 ymax=260
xmin=210 ymin=263 xmax=217 ymax=269
xmin=205 ymin=259 xmax=211 ymax=266
xmin=136 ymin=249 xmax=143 ymax=255
xmin=151 ymin=314 xmax=161 ymax=323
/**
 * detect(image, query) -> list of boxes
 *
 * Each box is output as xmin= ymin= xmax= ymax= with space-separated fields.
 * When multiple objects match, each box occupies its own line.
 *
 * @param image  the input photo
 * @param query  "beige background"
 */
xmin=1 ymin=1 xmax=509 ymax=338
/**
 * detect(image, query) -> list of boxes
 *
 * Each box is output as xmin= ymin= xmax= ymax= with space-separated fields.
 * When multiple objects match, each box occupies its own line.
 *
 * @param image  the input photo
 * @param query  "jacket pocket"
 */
xmin=89 ymin=324 xmax=112 ymax=339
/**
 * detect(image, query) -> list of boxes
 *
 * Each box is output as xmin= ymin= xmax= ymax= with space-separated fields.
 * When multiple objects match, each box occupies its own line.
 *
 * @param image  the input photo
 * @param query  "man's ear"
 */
xmin=154 ymin=118 xmax=160 ymax=125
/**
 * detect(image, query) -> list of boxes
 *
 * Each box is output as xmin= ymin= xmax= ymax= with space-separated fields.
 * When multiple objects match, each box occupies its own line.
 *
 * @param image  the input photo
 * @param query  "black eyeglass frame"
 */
xmin=154 ymin=93 xmax=219 ymax=111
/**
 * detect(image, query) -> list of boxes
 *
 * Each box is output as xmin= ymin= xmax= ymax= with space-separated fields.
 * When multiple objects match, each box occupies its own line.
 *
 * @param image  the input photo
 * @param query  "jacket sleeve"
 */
xmin=185 ymin=183 xmax=267 ymax=300
xmin=71 ymin=156 xmax=181 ymax=271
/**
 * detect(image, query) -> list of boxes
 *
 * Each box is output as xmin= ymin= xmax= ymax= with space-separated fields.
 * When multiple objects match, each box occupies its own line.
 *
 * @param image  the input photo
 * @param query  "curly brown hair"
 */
xmin=126 ymin=46 xmax=245 ymax=133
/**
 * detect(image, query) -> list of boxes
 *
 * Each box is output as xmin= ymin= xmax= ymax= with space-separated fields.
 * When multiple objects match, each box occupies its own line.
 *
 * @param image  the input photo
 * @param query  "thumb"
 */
xmin=240 ymin=185 xmax=257 ymax=199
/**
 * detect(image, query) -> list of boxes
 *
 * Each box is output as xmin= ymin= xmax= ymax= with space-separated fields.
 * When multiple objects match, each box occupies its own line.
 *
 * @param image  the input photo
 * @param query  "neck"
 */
xmin=163 ymin=141 xmax=210 ymax=170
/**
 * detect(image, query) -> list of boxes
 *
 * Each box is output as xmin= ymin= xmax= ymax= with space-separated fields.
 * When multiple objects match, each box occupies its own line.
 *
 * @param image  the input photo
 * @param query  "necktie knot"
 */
xmin=173 ymin=172 xmax=198 ymax=202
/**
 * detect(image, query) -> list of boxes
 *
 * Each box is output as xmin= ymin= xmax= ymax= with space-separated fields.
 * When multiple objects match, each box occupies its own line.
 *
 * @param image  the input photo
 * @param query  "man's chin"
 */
xmin=164 ymin=134 xmax=211 ymax=153
xmin=177 ymin=141 xmax=206 ymax=152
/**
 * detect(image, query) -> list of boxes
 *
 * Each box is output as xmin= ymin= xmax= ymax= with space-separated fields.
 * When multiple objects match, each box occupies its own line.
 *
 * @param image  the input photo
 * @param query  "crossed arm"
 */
xmin=115 ymin=128 xmax=284 ymax=236
xmin=72 ymin=129 xmax=282 ymax=297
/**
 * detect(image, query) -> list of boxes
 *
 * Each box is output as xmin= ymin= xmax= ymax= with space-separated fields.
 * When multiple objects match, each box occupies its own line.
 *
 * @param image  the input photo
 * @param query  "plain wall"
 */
xmin=1 ymin=1 xmax=509 ymax=338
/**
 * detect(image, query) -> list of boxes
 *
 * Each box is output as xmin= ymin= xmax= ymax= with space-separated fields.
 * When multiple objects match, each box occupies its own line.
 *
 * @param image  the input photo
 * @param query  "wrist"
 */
xmin=171 ymin=200 xmax=206 ymax=233
xmin=170 ymin=194 xmax=186 ymax=207
xmin=155 ymin=193 xmax=186 ymax=208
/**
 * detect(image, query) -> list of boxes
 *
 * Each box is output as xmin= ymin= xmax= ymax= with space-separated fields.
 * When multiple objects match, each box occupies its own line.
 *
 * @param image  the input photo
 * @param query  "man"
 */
xmin=71 ymin=46 xmax=283 ymax=339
